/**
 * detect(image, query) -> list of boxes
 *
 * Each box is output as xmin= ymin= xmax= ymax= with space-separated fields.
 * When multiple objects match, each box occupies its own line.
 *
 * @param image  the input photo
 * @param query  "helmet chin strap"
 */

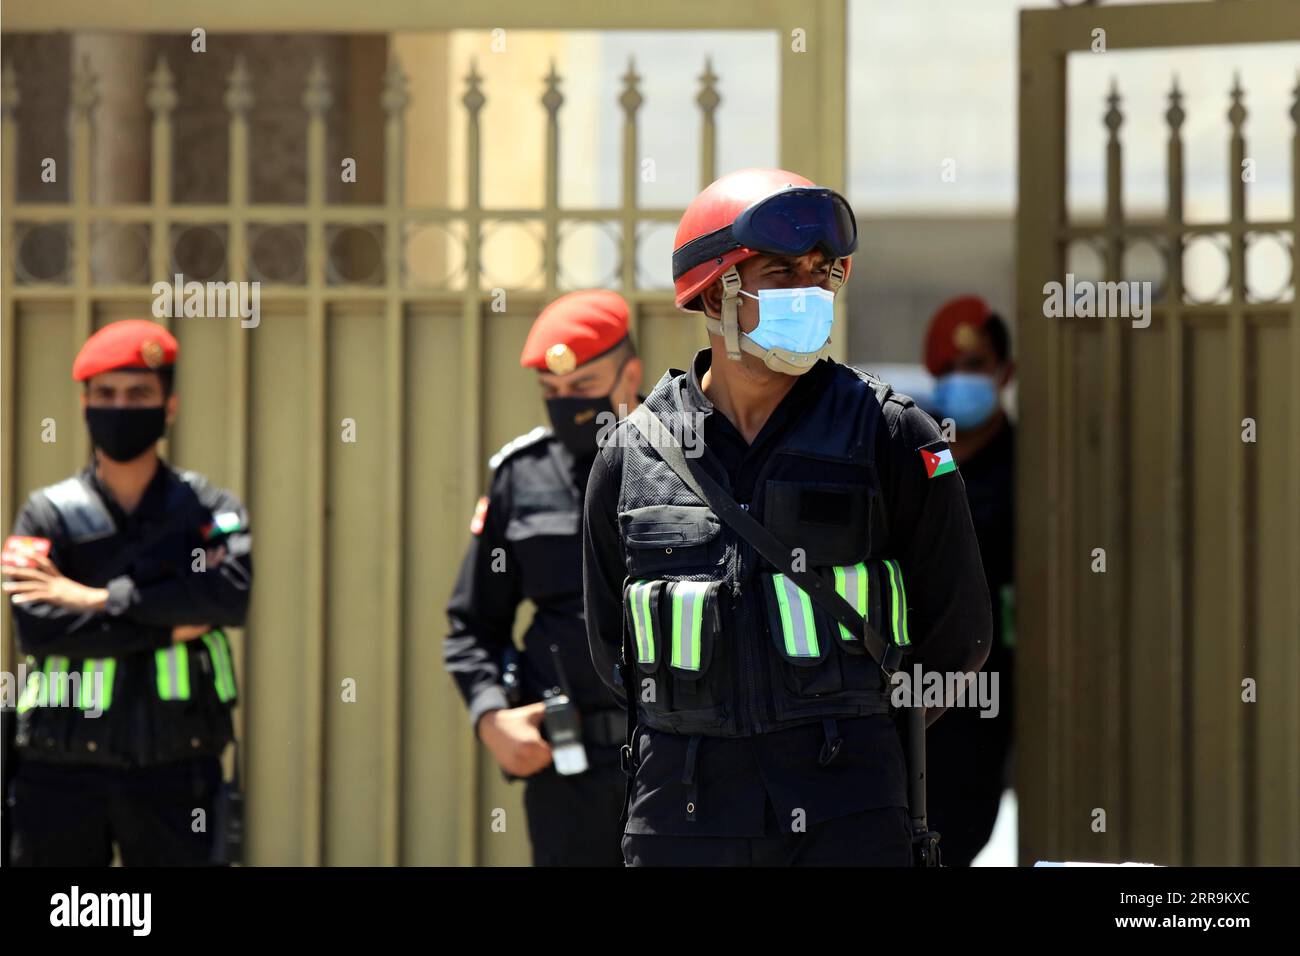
xmin=703 ymin=258 xmax=846 ymax=375
xmin=828 ymin=257 xmax=846 ymax=292
xmin=718 ymin=266 xmax=743 ymax=361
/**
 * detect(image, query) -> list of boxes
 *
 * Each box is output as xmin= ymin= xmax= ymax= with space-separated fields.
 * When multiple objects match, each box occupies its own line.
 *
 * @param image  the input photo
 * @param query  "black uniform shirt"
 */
xmin=583 ymin=350 xmax=991 ymax=837
xmin=444 ymin=431 xmax=619 ymax=736
xmin=11 ymin=462 xmax=252 ymax=659
xmin=10 ymin=460 xmax=252 ymax=767
xmin=960 ymin=423 xmax=1015 ymax=642
xmin=953 ymin=421 xmax=1015 ymax=702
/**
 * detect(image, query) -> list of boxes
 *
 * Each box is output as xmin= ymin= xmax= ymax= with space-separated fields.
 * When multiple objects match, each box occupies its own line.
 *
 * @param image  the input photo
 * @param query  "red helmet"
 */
xmin=672 ymin=167 xmax=854 ymax=312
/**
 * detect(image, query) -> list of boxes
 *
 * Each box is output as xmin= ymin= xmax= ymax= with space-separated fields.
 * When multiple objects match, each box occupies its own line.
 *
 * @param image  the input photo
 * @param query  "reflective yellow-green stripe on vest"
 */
xmin=155 ymin=644 xmax=191 ymax=700
xmin=883 ymin=559 xmax=911 ymax=646
xmin=669 ymin=581 xmax=710 ymax=671
xmin=201 ymin=630 xmax=238 ymax=703
xmin=81 ymin=658 xmax=116 ymax=711
xmin=772 ymin=573 xmax=819 ymax=658
xmin=44 ymin=656 xmax=71 ymax=707
xmin=627 ymin=581 xmax=657 ymax=665
xmin=16 ymin=656 xmax=42 ymax=713
xmin=831 ymin=563 xmax=869 ymax=642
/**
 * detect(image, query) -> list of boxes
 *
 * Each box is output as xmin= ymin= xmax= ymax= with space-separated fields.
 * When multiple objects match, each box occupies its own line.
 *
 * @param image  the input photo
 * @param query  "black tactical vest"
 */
xmin=614 ymin=361 xmax=914 ymax=738
xmin=14 ymin=471 xmax=239 ymax=768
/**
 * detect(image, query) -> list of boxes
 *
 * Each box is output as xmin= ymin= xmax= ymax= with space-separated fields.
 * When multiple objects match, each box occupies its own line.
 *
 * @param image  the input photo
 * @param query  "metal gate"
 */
xmin=0 ymin=0 xmax=847 ymax=865
xmin=1017 ymin=0 xmax=1300 ymax=865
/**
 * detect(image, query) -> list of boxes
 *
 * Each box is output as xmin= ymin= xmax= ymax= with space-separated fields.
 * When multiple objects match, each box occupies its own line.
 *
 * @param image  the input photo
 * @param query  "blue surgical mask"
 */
xmin=739 ymin=286 xmax=835 ymax=356
xmin=933 ymin=372 xmax=1000 ymax=429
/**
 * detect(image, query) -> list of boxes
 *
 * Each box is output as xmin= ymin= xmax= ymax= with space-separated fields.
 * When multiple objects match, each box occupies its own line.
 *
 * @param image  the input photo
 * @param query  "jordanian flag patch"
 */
xmin=920 ymin=442 xmax=957 ymax=479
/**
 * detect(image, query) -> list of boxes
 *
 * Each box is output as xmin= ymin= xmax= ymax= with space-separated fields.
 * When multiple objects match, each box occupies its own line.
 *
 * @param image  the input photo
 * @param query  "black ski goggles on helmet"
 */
xmin=673 ymin=187 xmax=858 ymax=280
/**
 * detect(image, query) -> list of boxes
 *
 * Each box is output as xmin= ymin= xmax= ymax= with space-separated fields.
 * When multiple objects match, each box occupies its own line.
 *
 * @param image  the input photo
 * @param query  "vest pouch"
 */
xmin=17 ymin=656 xmax=77 ymax=758
xmin=150 ymin=641 xmax=232 ymax=762
xmin=65 ymin=657 xmax=119 ymax=762
xmin=618 ymin=505 xmax=723 ymax=578
xmin=625 ymin=580 xmax=667 ymax=675
xmin=762 ymin=571 xmax=894 ymax=721
xmin=194 ymin=632 xmax=238 ymax=749
xmin=199 ymin=630 xmax=240 ymax=707
xmin=624 ymin=578 xmax=729 ymax=733
xmin=762 ymin=573 xmax=842 ymax=696
xmin=828 ymin=559 xmax=910 ymax=692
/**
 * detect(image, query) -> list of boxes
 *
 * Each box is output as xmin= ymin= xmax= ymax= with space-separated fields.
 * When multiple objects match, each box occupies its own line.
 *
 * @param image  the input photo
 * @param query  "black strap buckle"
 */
xmin=881 ymin=642 xmax=906 ymax=674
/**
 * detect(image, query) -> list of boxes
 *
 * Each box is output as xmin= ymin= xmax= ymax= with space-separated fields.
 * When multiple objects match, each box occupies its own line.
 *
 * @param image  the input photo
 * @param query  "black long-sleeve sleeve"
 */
xmin=581 ymin=445 xmax=628 ymax=705
xmin=444 ymin=469 xmax=524 ymax=731
xmin=9 ymin=502 xmax=172 ymax=658
xmin=106 ymin=486 xmax=253 ymax=629
xmin=877 ymin=402 xmax=993 ymax=723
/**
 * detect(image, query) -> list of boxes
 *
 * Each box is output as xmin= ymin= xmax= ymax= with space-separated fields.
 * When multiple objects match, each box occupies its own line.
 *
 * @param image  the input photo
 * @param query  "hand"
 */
xmin=478 ymin=702 xmax=553 ymax=777
xmin=172 ymin=624 xmax=212 ymax=642
xmin=2 ymin=554 xmax=108 ymax=612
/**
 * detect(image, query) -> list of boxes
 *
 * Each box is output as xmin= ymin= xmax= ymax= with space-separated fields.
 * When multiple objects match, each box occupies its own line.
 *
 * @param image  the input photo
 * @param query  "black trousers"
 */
xmin=925 ymin=696 xmax=1014 ymax=867
xmin=8 ymin=755 xmax=222 ymax=866
xmin=621 ymin=804 xmax=914 ymax=867
xmin=522 ymin=762 xmax=626 ymax=867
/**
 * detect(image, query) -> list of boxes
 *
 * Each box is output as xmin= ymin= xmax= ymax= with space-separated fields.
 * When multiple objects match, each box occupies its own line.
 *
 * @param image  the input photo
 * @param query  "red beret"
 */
xmin=924 ymin=296 xmax=993 ymax=376
xmin=73 ymin=319 xmax=179 ymax=382
xmin=520 ymin=290 xmax=630 ymax=374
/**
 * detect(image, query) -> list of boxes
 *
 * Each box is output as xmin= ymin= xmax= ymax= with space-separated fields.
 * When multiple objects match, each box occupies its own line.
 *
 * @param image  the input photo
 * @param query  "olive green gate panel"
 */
xmin=1017 ymin=0 xmax=1300 ymax=866
xmin=1 ymin=0 xmax=848 ymax=866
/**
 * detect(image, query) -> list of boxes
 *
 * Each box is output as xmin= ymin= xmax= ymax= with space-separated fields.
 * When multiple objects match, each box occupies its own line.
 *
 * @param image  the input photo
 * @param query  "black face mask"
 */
xmin=545 ymin=395 xmax=614 ymax=459
xmin=85 ymin=406 xmax=167 ymax=463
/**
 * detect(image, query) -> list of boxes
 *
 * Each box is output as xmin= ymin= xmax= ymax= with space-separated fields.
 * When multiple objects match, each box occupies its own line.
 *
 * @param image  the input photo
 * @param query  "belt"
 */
xmin=581 ymin=709 xmax=627 ymax=748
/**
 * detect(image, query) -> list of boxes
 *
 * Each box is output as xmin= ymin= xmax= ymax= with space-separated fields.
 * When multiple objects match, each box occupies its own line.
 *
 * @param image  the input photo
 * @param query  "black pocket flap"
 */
xmin=619 ymin=505 xmax=720 ymax=548
xmin=624 ymin=580 xmax=666 ymax=673
xmin=663 ymin=581 xmax=719 ymax=681
xmin=762 ymin=573 xmax=832 ymax=666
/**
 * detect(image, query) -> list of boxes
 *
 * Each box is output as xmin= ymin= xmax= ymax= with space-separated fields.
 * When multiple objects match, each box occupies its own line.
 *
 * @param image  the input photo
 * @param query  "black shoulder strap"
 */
xmin=625 ymin=404 xmax=903 ymax=674
xmin=39 ymin=476 xmax=116 ymax=544
xmin=38 ymin=472 xmax=190 ymax=585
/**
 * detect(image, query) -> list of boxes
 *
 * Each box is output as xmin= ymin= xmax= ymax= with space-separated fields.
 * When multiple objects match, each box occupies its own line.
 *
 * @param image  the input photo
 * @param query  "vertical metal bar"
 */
xmin=459 ymin=60 xmax=485 ymax=868
xmin=224 ymin=52 xmax=253 ymax=819
xmin=1164 ymin=74 xmax=1188 ymax=865
xmin=379 ymin=51 xmax=409 ymax=868
xmin=541 ymin=61 xmax=562 ymax=296
xmin=1101 ymin=80 xmax=1127 ymax=861
xmin=1286 ymin=72 xmax=1300 ymax=865
xmin=1015 ymin=17 xmax=1066 ymax=864
xmin=618 ymin=58 xmax=642 ymax=343
xmin=148 ymin=57 xmax=175 ymax=301
xmin=1224 ymin=74 xmax=1248 ymax=866
xmin=779 ymin=0 xmax=848 ymax=362
xmin=70 ymin=55 xmax=97 ymax=466
xmin=1 ymin=64 xmax=19 ymax=664
xmin=1057 ymin=307 xmax=1076 ymax=863
xmin=697 ymin=58 xmax=719 ymax=191
xmin=301 ymin=55 xmax=331 ymax=868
